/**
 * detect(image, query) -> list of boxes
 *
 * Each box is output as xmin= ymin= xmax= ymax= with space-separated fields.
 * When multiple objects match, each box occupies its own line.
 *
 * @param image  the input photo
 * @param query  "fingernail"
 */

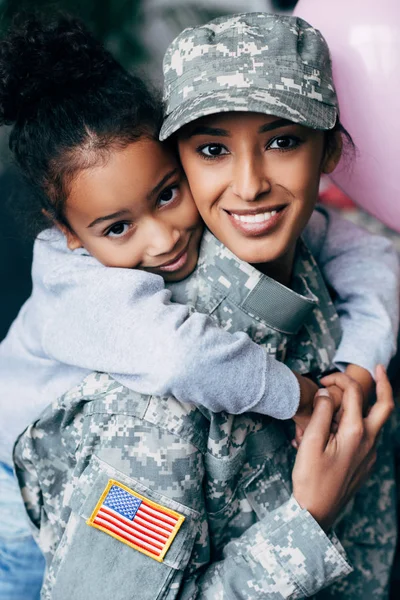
xmin=291 ymin=439 xmax=298 ymax=450
xmin=316 ymin=388 xmax=331 ymax=398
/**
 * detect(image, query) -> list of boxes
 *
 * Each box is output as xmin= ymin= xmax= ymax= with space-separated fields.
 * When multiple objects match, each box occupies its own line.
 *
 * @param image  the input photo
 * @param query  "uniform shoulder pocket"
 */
xmin=44 ymin=456 xmax=200 ymax=600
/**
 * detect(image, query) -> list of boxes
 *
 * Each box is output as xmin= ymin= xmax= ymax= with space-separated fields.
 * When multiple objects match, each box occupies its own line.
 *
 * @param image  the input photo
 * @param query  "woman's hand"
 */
xmin=292 ymin=372 xmax=342 ymax=448
xmin=292 ymin=365 xmax=394 ymax=531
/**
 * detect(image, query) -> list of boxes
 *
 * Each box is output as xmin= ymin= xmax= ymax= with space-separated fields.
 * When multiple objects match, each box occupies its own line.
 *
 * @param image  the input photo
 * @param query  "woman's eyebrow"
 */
xmin=258 ymin=119 xmax=293 ymax=133
xmin=187 ymin=126 xmax=229 ymax=138
xmin=186 ymin=119 xmax=294 ymax=138
xmin=148 ymin=168 xmax=179 ymax=199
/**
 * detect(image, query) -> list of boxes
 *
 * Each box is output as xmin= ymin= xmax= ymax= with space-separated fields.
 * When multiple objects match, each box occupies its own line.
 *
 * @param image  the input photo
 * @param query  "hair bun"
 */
xmin=0 ymin=14 xmax=117 ymax=125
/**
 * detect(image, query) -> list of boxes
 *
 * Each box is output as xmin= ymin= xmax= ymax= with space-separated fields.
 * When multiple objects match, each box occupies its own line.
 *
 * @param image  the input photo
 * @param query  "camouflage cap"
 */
xmin=160 ymin=13 xmax=338 ymax=141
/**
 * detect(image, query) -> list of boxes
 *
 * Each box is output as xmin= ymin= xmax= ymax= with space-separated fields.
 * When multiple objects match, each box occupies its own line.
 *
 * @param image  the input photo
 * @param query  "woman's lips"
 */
xmin=225 ymin=206 xmax=286 ymax=236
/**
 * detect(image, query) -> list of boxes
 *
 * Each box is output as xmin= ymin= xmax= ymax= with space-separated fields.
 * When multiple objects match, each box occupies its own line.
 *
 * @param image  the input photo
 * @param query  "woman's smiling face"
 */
xmin=178 ymin=112 xmax=340 ymax=277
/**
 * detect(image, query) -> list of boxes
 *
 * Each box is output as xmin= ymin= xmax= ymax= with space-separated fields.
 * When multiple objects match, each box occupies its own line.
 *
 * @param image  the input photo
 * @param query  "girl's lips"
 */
xmin=225 ymin=206 xmax=286 ymax=236
xmin=156 ymin=246 xmax=189 ymax=273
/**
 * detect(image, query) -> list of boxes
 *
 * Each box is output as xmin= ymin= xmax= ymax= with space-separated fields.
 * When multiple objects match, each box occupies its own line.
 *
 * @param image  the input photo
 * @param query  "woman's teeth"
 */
xmin=231 ymin=210 xmax=277 ymax=223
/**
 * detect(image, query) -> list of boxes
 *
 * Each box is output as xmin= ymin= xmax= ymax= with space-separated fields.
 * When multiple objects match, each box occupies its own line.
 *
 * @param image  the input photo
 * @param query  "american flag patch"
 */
xmin=87 ymin=479 xmax=185 ymax=562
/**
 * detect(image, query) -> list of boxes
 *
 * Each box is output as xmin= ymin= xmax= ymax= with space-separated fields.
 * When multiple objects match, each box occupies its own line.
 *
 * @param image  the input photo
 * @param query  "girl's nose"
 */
xmin=231 ymin=154 xmax=271 ymax=202
xmin=145 ymin=218 xmax=180 ymax=257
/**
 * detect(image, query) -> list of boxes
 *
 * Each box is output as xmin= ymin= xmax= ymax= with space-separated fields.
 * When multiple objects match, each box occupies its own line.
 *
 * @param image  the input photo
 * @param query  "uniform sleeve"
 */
xmin=304 ymin=207 xmax=400 ymax=376
xmin=178 ymin=496 xmax=352 ymax=599
xmin=13 ymin=425 xmax=42 ymax=540
xmin=12 ymin=378 xmax=352 ymax=600
xmin=41 ymin=255 xmax=299 ymax=420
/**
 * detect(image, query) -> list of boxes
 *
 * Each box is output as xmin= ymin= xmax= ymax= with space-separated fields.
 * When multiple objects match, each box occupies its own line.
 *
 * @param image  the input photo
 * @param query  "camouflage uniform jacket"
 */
xmin=14 ymin=232 xmax=397 ymax=599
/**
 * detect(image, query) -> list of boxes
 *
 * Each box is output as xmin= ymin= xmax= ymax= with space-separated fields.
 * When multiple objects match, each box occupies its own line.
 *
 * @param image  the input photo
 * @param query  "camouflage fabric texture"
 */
xmin=160 ymin=13 xmax=338 ymax=141
xmin=14 ymin=229 xmax=397 ymax=599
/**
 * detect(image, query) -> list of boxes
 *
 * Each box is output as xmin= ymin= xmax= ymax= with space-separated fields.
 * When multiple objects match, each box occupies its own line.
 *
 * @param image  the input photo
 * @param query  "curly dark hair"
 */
xmin=0 ymin=14 xmax=163 ymax=234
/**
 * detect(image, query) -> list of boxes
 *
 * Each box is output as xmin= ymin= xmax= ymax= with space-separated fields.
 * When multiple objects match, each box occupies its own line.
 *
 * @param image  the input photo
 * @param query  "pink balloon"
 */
xmin=294 ymin=0 xmax=400 ymax=230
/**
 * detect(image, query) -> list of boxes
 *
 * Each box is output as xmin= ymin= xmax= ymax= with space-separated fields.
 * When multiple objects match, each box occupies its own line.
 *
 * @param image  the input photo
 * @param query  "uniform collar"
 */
xmin=197 ymin=230 xmax=318 ymax=335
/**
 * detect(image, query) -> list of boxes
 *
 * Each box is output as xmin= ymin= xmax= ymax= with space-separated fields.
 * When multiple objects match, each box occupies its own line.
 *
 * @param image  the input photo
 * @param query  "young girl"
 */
xmin=9 ymin=13 xmax=397 ymax=599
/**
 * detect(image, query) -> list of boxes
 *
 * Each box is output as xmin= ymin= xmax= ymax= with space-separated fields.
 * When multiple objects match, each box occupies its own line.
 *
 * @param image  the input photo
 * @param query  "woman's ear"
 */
xmin=322 ymin=131 xmax=343 ymax=174
xmin=42 ymin=208 xmax=82 ymax=250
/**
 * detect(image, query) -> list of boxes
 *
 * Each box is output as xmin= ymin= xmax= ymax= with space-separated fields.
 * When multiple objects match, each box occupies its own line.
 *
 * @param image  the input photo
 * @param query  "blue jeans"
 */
xmin=0 ymin=462 xmax=45 ymax=600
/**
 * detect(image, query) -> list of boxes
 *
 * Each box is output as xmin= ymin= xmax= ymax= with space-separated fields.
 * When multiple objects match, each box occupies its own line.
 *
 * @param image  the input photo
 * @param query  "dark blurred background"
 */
xmin=0 ymin=0 xmax=297 ymax=341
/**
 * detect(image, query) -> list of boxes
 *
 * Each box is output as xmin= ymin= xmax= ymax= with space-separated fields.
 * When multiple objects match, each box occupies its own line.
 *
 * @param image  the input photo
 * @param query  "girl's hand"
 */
xmin=292 ymin=372 xmax=320 ymax=437
xmin=341 ymin=363 xmax=374 ymax=409
xmin=292 ymin=365 xmax=394 ymax=531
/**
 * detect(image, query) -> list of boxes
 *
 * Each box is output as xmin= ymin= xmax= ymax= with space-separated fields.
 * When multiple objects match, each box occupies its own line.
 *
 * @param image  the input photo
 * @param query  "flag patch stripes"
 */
xmin=87 ymin=479 xmax=185 ymax=562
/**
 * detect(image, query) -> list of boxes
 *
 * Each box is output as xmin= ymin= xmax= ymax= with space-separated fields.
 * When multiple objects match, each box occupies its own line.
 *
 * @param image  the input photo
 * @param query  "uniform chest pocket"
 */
xmin=44 ymin=456 xmax=200 ymax=600
xmin=205 ymin=426 xmax=293 ymax=557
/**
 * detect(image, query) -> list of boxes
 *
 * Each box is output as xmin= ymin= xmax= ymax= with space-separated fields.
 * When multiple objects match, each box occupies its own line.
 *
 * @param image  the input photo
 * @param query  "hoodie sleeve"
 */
xmin=37 ymin=231 xmax=299 ymax=420
xmin=304 ymin=206 xmax=400 ymax=376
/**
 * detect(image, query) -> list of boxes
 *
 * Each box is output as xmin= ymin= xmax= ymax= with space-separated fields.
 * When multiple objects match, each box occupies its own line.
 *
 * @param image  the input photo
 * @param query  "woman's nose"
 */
xmin=231 ymin=154 xmax=271 ymax=202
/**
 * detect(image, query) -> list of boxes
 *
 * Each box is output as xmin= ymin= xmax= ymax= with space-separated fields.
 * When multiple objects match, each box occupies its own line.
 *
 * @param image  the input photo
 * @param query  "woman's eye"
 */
xmin=269 ymin=136 xmax=300 ymax=150
xmin=158 ymin=185 xmax=179 ymax=207
xmin=200 ymin=144 xmax=228 ymax=157
xmin=106 ymin=222 xmax=130 ymax=238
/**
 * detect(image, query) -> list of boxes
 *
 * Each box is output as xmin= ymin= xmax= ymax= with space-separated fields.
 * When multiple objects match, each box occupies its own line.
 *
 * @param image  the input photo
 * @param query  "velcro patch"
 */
xmin=87 ymin=479 xmax=185 ymax=562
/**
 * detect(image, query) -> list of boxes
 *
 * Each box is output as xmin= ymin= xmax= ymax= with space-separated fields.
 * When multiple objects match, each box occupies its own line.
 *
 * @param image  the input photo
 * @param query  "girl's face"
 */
xmin=64 ymin=138 xmax=203 ymax=282
xmin=178 ymin=112 xmax=340 ymax=277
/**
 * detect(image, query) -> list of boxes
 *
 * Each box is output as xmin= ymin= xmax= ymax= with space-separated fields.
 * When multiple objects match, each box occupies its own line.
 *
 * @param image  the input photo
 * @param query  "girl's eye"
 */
xmin=158 ymin=185 xmax=179 ymax=207
xmin=268 ymin=136 xmax=300 ymax=150
xmin=106 ymin=222 xmax=131 ymax=238
xmin=199 ymin=144 xmax=229 ymax=158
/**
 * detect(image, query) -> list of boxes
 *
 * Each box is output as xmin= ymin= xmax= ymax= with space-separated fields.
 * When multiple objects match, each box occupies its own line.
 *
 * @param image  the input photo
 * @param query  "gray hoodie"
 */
xmin=0 ymin=206 xmax=398 ymax=463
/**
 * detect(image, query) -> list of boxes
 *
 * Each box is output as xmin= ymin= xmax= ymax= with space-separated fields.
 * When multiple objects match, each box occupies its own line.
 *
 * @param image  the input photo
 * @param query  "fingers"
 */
xmin=334 ymin=377 xmax=363 ymax=431
xmin=322 ymin=384 xmax=342 ymax=411
xmin=323 ymin=375 xmax=366 ymax=457
xmin=295 ymin=423 xmax=304 ymax=443
xmin=375 ymin=364 xmax=393 ymax=398
xmin=364 ymin=365 xmax=394 ymax=438
xmin=320 ymin=373 xmax=363 ymax=425
xmin=299 ymin=389 xmax=334 ymax=453
xmin=291 ymin=424 xmax=304 ymax=450
xmin=320 ymin=371 xmax=360 ymax=393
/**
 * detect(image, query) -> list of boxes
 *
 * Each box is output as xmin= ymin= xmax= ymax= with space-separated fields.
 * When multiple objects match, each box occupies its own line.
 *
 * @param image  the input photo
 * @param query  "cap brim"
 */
xmin=160 ymin=87 xmax=337 ymax=141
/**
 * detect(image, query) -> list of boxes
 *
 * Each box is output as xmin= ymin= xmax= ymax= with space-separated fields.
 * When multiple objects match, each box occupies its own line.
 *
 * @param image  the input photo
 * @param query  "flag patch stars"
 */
xmin=87 ymin=479 xmax=185 ymax=562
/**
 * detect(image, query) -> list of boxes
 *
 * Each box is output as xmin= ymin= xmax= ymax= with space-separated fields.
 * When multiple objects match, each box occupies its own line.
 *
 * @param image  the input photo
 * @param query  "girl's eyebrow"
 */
xmin=88 ymin=210 xmax=130 ymax=229
xmin=148 ymin=168 xmax=179 ymax=200
xmin=87 ymin=168 xmax=179 ymax=229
